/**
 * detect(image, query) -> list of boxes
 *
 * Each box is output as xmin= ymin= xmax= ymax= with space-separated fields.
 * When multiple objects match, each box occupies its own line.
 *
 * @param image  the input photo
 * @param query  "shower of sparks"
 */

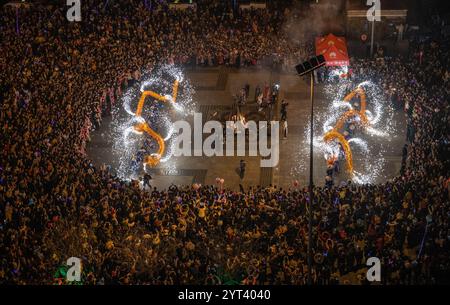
xmin=112 ymin=65 xmax=195 ymax=180
xmin=292 ymin=69 xmax=398 ymax=184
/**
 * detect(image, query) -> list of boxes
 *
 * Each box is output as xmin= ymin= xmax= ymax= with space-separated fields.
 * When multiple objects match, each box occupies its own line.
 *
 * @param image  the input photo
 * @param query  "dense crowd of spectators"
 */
xmin=0 ymin=1 xmax=449 ymax=284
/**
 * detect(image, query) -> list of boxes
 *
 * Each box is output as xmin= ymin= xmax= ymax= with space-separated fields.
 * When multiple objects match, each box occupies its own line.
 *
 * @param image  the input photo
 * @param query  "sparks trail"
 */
xmin=323 ymin=86 xmax=368 ymax=174
xmin=133 ymin=80 xmax=179 ymax=166
xmin=112 ymin=65 xmax=195 ymax=180
xmin=293 ymin=77 xmax=397 ymax=184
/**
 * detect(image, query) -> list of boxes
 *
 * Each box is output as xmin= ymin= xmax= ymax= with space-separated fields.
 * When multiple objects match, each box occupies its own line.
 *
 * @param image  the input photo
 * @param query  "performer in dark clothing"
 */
xmin=143 ymin=173 xmax=152 ymax=190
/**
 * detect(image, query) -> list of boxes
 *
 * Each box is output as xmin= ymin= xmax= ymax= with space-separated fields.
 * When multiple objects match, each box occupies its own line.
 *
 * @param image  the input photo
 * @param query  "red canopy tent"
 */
xmin=316 ymin=34 xmax=348 ymax=52
xmin=315 ymin=34 xmax=349 ymax=66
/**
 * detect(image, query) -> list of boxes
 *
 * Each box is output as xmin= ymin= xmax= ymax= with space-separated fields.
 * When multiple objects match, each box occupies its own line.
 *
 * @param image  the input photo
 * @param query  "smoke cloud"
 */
xmin=281 ymin=0 xmax=345 ymax=43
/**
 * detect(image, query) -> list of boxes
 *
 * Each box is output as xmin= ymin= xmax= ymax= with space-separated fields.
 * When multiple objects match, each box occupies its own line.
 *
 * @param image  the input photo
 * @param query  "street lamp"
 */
xmin=295 ymin=54 xmax=326 ymax=285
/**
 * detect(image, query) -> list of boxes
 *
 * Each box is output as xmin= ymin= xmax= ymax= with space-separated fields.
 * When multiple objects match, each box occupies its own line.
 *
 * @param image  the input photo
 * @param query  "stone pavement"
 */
xmin=87 ymin=66 xmax=406 ymax=191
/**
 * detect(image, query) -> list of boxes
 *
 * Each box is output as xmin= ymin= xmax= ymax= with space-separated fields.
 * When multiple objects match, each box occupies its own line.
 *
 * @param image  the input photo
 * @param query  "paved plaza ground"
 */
xmin=87 ymin=66 xmax=406 ymax=191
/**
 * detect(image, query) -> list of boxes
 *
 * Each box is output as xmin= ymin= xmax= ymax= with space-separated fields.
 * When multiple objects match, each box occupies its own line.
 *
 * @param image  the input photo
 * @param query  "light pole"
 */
xmin=370 ymin=19 xmax=375 ymax=57
xmin=295 ymin=54 xmax=326 ymax=285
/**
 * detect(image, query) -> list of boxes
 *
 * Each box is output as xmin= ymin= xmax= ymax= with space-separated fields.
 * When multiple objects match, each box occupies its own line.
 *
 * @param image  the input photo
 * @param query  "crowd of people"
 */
xmin=0 ymin=1 xmax=449 ymax=285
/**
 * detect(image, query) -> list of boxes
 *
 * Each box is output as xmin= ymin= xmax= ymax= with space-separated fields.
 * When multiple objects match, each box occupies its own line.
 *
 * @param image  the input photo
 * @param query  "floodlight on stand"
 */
xmin=295 ymin=54 xmax=326 ymax=76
